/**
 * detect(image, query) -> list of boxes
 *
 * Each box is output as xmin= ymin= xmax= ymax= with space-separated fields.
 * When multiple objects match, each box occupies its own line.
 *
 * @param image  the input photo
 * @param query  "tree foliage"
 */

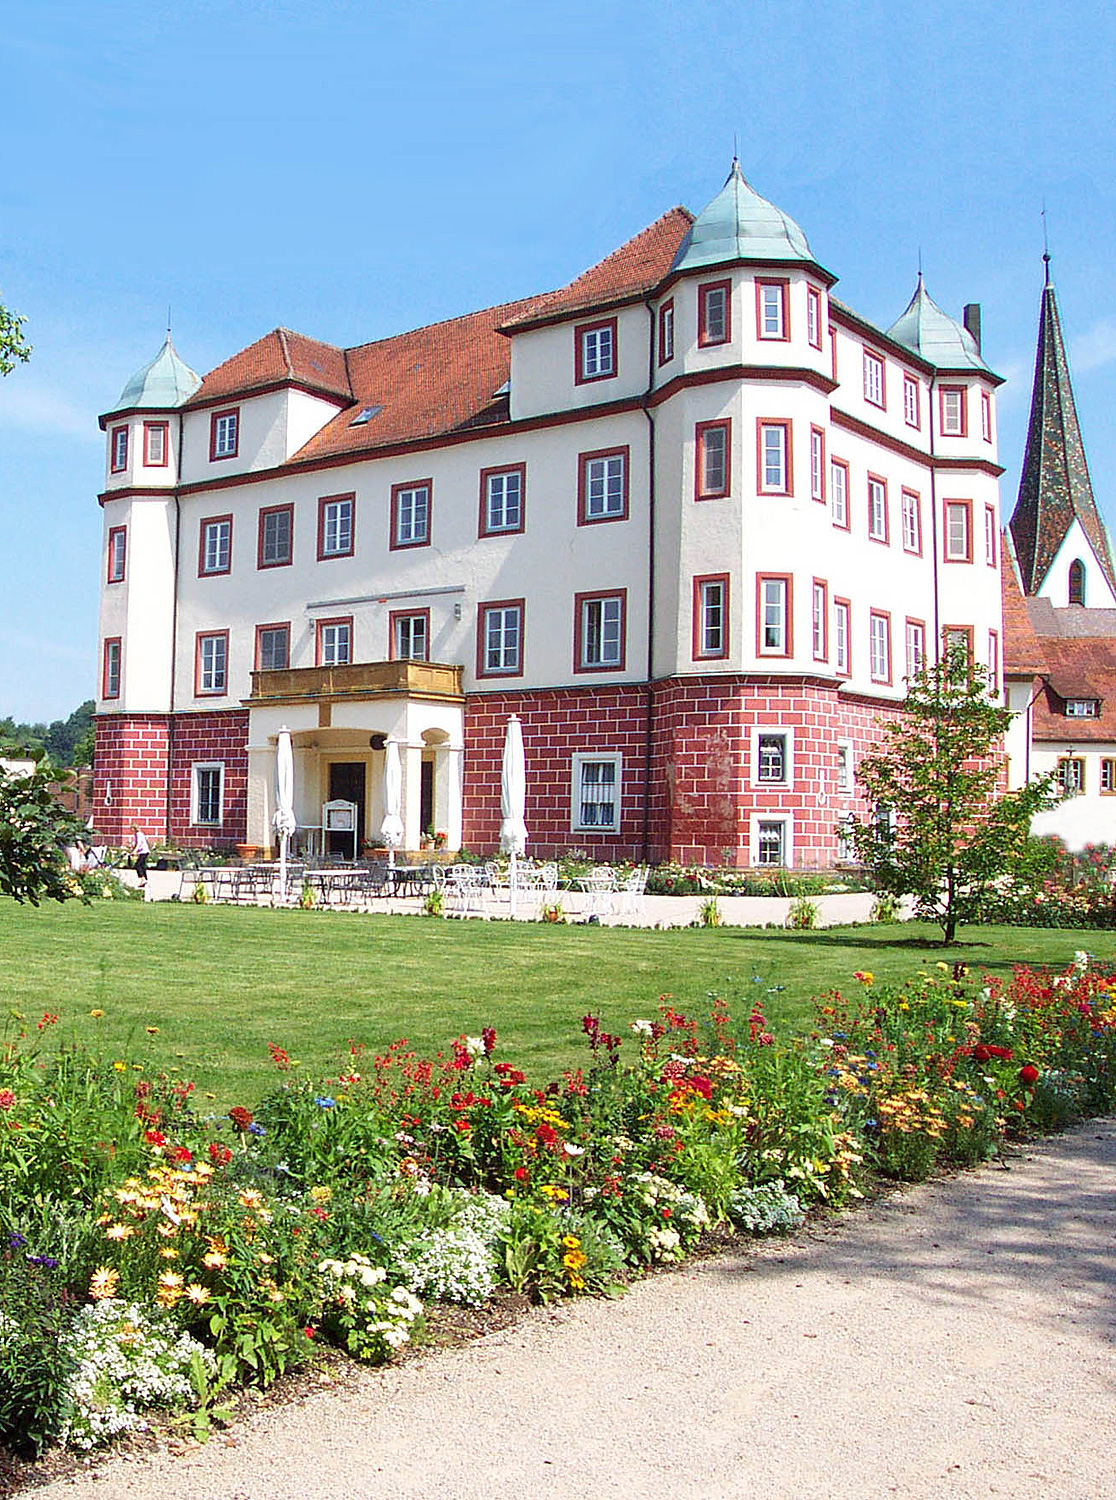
xmin=849 ymin=650 xmax=1061 ymax=943
xmin=0 ymin=701 xmax=95 ymax=768
xmin=0 ymin=747 xmax=87 ymax=906
xmin=0 ymin=294 xmax=31 ymax=376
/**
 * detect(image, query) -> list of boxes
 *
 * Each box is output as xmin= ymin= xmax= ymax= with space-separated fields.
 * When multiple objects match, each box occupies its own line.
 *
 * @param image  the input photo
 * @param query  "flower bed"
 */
xmin=3 ymin=957 xmax=1116 ymax=1460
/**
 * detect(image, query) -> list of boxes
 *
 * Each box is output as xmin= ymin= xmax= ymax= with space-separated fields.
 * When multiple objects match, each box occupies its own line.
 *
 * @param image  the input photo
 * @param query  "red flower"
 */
xmin=482 ymin=1026 xmax=497 ymax=1056
xmin=514 ymin=1166 xmax=529 ymax=1181
xmin=208 ymin=1142 xmax=232 ymax=1166
xmin=1019 ymin=1064 xmax=1039 ymax=1087
xmin=0 ymin=1089 xmax=15 ymax=1110
xmin=143 ymin=1128 xmax=167 ymax=1147
xmin=304 ymin=1325 xmax=316 ymax=1339
xmin=268 ymin=1043 xmax=291 ymax=1071
xmin=229 ymin=1106 xmax=254 ymax=1131
xmin=171 ymin=1145 xmax=193 ymax=1163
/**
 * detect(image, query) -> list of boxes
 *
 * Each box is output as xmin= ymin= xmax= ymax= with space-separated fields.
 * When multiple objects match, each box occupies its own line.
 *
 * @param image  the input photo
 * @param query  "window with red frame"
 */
xmin=939 ymin=386 xmax=967 ymax=437
xmin=694 ymin=575 xmax=729 ymax=659
xmin=143 ymin=421 xmax=168 ymax=467
xmin=695 ymin=421 xmax=730 ymax=499
xmin=698 ymin=281 xmax=731 ymax=346
xmin=863 ymin=350 xmax=885 ymax=408
xmin=102 ymin=638 xmax=121 ymax=699
xmin=210 ymin=408 xmax=239 ymax=461
xmin=574 ymin=319 xmax=617 ymax=383
xmin=944 ymin=500 xmax=972 ymax=562
xmin=810 ymin=427 xmax=825 ymax=502
xmin=107 ymin=526 xmax=126 ymax=583
xmin=110 ymin=426 xmax=128 ymax=473
xmin=869 ymin=612 xmax=891 ymax=683
xmin=658 ymin=300 xmax=675 ymax=364
xmin=901 ymin=489 xmax=922 ymax=554
xmin=903 ymin=374 xmax=920 ymax=429
xmin=981 ymin=389 xmax=993 ymax=442
xmin=756 ymin=280 xmax=788 ymax=340
xmin=806 ymin=286 xmax=822 ymax=349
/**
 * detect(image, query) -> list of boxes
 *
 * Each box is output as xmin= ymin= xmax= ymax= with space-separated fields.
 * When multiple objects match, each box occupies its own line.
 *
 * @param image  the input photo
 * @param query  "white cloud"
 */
xmin=0 ymin=378 xmax=100 ymax=441
xmin=1071 ymin=319 xmax=1116 ymax=375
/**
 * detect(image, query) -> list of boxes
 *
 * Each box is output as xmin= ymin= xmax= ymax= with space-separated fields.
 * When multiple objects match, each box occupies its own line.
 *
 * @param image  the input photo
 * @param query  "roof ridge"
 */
xmin=556 ymin=205 xmax=694 ymax=292
xmin=342 ymin=295 xmax=539 ymax=357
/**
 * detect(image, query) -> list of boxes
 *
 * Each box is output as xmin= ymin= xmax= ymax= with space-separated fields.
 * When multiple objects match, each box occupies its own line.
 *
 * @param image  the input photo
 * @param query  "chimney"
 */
xmin=963 ymin=303 xmax=982 ymax=352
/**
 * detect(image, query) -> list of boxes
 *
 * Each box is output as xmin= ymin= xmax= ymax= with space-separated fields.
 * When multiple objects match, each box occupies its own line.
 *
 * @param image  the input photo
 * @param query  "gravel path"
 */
xmin=29 ymin=1121 xmax=1116 ymax=1500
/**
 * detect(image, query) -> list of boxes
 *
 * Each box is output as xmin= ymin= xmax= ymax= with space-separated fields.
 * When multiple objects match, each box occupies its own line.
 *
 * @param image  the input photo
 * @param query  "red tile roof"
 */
xmin=499 ymin=207 xmax=694 ymax=331
xmin=1001 ymin=544 xmax=1047 ymax=676
xmin=187 ymin=328 xmax=353 ymax=408
xmin=1032 ymin=636 xmax=1116 ymax=742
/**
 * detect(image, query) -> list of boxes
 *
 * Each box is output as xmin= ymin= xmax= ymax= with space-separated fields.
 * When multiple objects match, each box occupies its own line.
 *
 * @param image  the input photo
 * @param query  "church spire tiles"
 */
xmin=1009 ymin=264 xmax=1116 ymax=600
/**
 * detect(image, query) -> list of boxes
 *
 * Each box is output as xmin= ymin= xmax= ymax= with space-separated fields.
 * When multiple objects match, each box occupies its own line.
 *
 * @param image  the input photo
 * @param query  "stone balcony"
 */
xmin=245 ymin=659 xmax=464 ymax=707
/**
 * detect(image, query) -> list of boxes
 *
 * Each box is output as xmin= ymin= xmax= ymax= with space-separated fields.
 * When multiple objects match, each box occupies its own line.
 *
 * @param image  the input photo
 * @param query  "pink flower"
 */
xmin=0 ymin=1089 xmax=15 ymax=1110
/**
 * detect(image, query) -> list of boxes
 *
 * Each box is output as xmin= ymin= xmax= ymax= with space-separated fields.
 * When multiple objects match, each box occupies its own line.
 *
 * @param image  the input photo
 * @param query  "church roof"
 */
xmin=669 ymin=161 xmax=829 ymax=278
xmin=1009 ymin=264 xmax=1116 ymax=601
xmin=112 ymin=335 xmax=201 ymax=412
xmin=887 ymin=277 xmax=993 ymax=373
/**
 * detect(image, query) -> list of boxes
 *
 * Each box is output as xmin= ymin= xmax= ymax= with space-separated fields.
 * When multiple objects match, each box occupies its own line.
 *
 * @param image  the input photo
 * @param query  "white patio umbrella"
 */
xmin=499 ymin=714 xmax=527 ymax=917
xmin=273 ymin=726 xmax=297 ymax=901
xmin=380 ymin=738 xmax=405 ymax=870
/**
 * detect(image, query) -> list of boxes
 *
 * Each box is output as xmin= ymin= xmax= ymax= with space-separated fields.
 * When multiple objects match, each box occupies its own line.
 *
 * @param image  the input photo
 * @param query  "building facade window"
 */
xmin=255 ymin=623 xmax=290 ymax=671
xmin=699 ymin=280 xmax=732 ymax=346
xmin=192 ymin=764 xmax=224 ymax=826
xmin=812 ymin=579 xmax=827 ymax=660
xmin=102 ymin=638 xmax=122 ymax=699
xmin=316 ymin=618 xmax=352 ymax=666
xmin=1069 ymin=558 xmax=1086 ymax=606
xmin=905 ymin=618 xmax=926 ymax=680
xmin=830 ymin=458 xmax=849 ymax=528
xmin=695 ymin=421 xmax=730 ymax=499
xmin=477 ymin=600 xmax=524 ymax=678
xmin=574 ymin=318 xmax=617 ymax=383
xmin=572 ymin=753 xmax=621 ymax=833
xmin=390 ymin=609 xmax=430 ymax=661
xmin=869 ymin=611 xmax=891 ymax=683
xmin=658 ymin=299 xmax=674 ymax=364
xmin=1058 ymin=757 xmax=1085 ymax=795
xmin=578 ymin=446 xmax=629 ymax=523
xmin=981 ymin=389 xmax=993 ymax=442
xmin=479 ymin=464 xmax=526 ymax=536
xmin=806 ymin=286 xmax=822 ymax=349
xmin=755 ymin=730 xmax=792 ymax=787
xmin=987 ymin=629 xmax=999 ymax=693
xmin=863 ymin=350 xmax=885 ymax=408
xmin=107 ymin=526 xmax=127 ymax=583
xmin=939 ymin=385 xmax=967 ymax=436
xmin=942 ymin=625 xmax=974 ymax=665
xmin=1101 ymin=758 xmax=1116 ymax=794
xmin=984 ymin=504 xmax=997 ymax=567
xmin=575 ymin=590 xmax=626 ymax=672
xmin=810 ymin=427 xmax=825 ymax=502
xmin=258 ymin=504 xmax=294 ymax=569
xmin=1065 ymin=697 xmax=1099 ymax=718
xmin=391 ymin=480 xmax=432 ymax=550
xmin=757 ymin=575 xmax=792 ymax=656
xmin=210 ymin=408 xmax=239 ymax=461
xmin=867 ymin=476 xmax=889 ymax=543
xmin=693 ymin=574 xmax=729 ymax=660
xmin=755 ymin=817 xmax=789 ymax=867
xmin=944 ymin=499 xmax=973 ymax=562
xmin=903 ymin=374 xmax=920 ymax=428
xmin=836 ymin=740 xmax=854 ymax=794
xmin=196 ymin=631 xmax=229 ymax=695
xmin=755 ymin=279 xmax=788 ymax=340
xmin=110 ymin=425 xmax=129 ymax=473
xmin=901 ymin=489 xmax=922 ymax=554
xmin=757 ymin=420 xmax=792 ymax=494
xmin=199 ymin=516 xmax=232 ymax=576
xmin=834 ymin=598 xmax=850 ymax=676
xmin=143 ymin=421 xmax=168 ymax=467
xmin=318 ymin=493 xmax=354 ymax=559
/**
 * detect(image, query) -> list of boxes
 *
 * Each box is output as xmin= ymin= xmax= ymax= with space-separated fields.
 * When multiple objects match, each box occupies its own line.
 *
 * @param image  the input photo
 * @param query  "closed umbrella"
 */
xmin=499 ymin=715 xmax=527 ymax=917
xmin=380 ymin=738 xmax=404 ymax=871
xmin=273 ymin=726 xmax=297 ymax=901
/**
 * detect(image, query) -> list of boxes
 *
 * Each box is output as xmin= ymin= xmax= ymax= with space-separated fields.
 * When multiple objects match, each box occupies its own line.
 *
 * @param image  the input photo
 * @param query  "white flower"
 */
xmin=464 ymin=1035 xmax=486 ymax=1061
xmin=818 ymin=1038 xmax=835 ymax=1049
xmin=630 ymin=1019 xmax=654 ymax=1037
xmin=1074 ymin=949 xmax=1090 ymax=972
xmin=563 ymin=1142 xmax=585 ymax=1156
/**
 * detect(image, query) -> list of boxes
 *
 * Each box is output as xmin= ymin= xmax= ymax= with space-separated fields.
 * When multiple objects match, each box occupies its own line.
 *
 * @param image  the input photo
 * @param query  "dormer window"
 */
xmin=574 ymin=319 xmax=617 ymax=384
xmin=1066 ymin=698 xmax=1099 ymax=718
xmin=210 ymin=408 xmax=239 ymax=461
xmin=110 ymin=426 xmax=129 ymax=473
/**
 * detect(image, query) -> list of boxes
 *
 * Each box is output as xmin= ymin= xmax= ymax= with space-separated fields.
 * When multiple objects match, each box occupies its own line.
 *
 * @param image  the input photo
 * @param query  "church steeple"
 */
xmin=1010 ymin=267 xmax=1116 ymax=599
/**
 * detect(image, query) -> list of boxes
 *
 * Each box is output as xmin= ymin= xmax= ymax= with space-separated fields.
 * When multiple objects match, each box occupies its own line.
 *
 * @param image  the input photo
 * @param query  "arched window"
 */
xmin=1069 ymin=559 xmax=1086 ymax=606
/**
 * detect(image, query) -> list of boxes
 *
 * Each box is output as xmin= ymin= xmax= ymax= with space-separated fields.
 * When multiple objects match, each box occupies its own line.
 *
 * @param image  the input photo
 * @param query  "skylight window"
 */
xmin=350 ymin=405 xmax=383 ymax=426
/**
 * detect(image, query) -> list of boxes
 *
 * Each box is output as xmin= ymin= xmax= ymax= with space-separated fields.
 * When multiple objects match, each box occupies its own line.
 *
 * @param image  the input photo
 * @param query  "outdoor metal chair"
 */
xmin=616 ymin=866 xmax=649 ymax=922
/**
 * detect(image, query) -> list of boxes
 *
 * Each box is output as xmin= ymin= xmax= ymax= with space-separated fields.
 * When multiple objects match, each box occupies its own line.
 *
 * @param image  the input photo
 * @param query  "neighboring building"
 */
xmin=93 ymin=164 xmax=1005 ymax=866
xmin=1005 ymin=255 xmax=1116 ymax=849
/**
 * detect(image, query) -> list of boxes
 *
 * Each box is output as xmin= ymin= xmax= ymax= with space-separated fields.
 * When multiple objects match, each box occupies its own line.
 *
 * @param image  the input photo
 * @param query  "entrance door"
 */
xmin=328 ymin=762 xmax=365 ymax=858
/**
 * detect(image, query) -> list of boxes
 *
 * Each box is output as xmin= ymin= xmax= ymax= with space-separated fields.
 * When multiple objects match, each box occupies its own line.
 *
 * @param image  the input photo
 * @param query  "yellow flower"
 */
xmin=145 ymin=1026 xmax=159 ymax=1035
xmin=238 ymin=1189 xmax=265 ymax=1210
xmin=113 ymin=1061 xmax=127 ymax=1072
xmin=936 ymin=962 xmax=949 ymax=972
xmin=159 ymin=1247 xmax=179 ymax=1259
xmin=561 ymin=1235 xmax=580 ymax=1249
xmin=89 ymin=1266 xmax=120 ymax=1301
xmin=155 ymin=1271 xmax=184 ymax=1307
xmin=309 ymin=1185 xmax=333 ymax=1204
xmin=185 ymin=1283 xmax=211 ymax=1305
xmin=105 ymin=1222 xmax=134 ymax=1241
xmin=90 ymin=1009 xmax=104 ymax=1019
xmin=203 ymin=1250 xmax=228 ymax=1270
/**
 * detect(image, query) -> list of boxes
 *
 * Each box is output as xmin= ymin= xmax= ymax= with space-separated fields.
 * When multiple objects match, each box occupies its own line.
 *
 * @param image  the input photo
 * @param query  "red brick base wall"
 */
xmin=93 ymin=710 xmax=248 ymax=850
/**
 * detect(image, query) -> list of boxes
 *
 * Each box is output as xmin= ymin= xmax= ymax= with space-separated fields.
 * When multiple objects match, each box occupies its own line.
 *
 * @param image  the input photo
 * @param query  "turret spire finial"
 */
xmin=1041 ymin=201 xmax=1051 ymax=284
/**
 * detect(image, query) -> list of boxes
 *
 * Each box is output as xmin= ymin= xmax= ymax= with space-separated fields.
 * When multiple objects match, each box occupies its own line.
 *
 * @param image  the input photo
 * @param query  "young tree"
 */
xmin=0 ymin=294 xmax=31 ymax=376
xmin=849 ymin=649 xmax=1060 ymax=943
xmin=0 ymin=750 xmax=86 ymax=906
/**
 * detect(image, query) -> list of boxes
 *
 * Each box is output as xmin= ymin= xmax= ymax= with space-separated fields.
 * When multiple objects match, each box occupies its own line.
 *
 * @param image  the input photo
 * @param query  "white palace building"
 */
xmin=93 ymin=164 xmax=1005 ymax=866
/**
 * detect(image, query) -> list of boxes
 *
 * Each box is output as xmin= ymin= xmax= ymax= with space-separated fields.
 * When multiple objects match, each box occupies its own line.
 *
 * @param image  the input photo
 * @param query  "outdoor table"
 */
xmin=577 ymin=869 xmax=617 ymax=920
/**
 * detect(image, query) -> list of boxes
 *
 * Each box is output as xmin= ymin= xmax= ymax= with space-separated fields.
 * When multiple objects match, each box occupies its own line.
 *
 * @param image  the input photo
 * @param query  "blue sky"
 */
xmin=1 ymin=0 xmax=1114 ymax=720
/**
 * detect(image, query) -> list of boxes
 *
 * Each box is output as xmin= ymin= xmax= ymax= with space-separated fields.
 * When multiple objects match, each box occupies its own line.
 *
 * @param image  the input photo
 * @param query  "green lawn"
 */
xmin=3 ymin=900 xmax=1112 ymax=1109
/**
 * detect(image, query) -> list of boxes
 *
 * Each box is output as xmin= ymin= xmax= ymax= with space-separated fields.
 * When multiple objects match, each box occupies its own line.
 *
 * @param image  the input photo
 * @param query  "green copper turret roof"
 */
xmin=887 ymin=277 xmax=992 ymax=372
xmin=1010 ymin=265 xmax=1116 ymax=600
xmin=670 ymin=161 xmax=827 ymax=275
xmin=114 ymin=335 xmax=201 ymax=411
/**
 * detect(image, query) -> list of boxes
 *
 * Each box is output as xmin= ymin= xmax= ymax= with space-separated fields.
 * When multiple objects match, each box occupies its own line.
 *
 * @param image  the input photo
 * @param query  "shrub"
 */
xmin=727 ymin=1181 xmax=805 ymax=1235
xmin=315 ymin=1254 xmax=423 ymax=1363
xmin=0 ymin=1244 xmax=74 ymax=1458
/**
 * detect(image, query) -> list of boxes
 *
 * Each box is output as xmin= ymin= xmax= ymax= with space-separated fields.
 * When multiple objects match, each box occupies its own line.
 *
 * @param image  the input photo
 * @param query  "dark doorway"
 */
xmin=328 ymin=762 xmax=365 ymax=858
xmin=420 ymin=759 xmax=434 ymax=836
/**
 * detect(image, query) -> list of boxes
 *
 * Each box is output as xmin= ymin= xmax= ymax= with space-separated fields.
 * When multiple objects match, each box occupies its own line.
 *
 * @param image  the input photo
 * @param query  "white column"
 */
xmin=403 ymin=742 xmax=424 ymax=852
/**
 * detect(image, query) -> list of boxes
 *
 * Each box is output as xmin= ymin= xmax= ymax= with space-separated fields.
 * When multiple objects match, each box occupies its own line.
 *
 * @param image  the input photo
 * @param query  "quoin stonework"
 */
xmin=94 ymin=164 xmax=1005 ymax=865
